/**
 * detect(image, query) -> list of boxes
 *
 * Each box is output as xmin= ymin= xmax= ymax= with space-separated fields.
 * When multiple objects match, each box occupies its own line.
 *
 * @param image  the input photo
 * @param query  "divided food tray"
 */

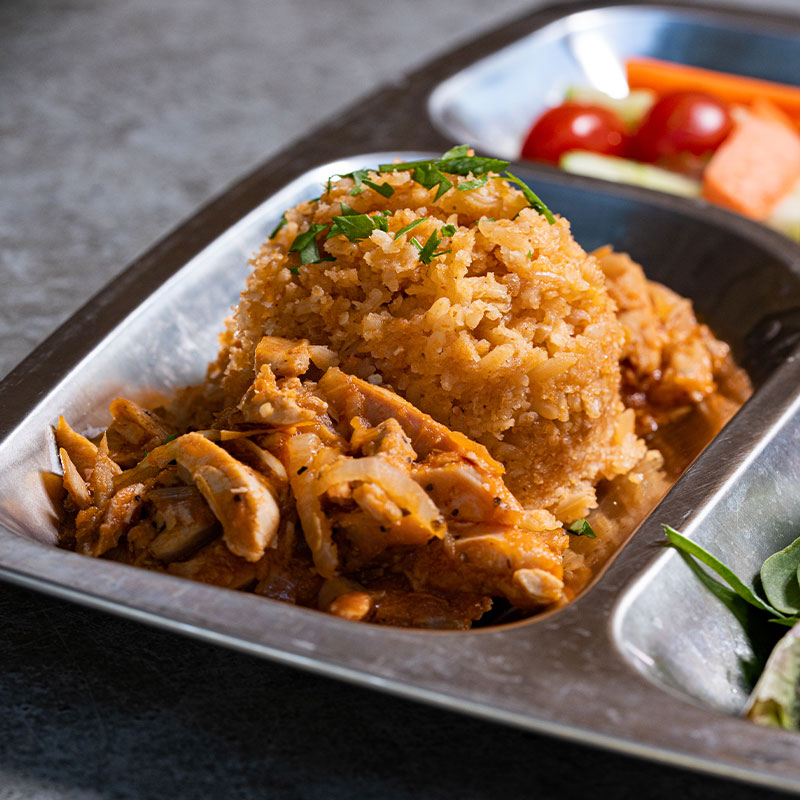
xmin=3 ymin=1 xmax=800 ymax=792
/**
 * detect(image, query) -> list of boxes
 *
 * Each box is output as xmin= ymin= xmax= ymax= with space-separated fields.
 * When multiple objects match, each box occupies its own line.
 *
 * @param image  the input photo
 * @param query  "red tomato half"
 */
xmin=521 ymin=103 xmax=628 ymax=164
xmin=631 ymin=90 xmax=733 ymax=165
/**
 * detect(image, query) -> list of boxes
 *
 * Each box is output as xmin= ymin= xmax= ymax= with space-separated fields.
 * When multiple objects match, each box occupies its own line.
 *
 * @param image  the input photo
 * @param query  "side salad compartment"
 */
xmin=428 ymin=4 xmax=800 ymax=239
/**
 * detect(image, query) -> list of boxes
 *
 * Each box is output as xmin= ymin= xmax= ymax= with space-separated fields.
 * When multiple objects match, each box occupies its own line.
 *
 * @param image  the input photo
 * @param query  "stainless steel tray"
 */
xmin=3 ymin=148 xmax=800 ymax=791
xmin=5 ymin=0 xmax=800 ymax=792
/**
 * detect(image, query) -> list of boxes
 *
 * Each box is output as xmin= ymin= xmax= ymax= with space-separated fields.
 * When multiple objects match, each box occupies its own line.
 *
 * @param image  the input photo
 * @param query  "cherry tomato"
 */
xmin=631 ymin=91 xmax=733 ymax=166
xmin=521 ymin=103 xmax=628 ymax=165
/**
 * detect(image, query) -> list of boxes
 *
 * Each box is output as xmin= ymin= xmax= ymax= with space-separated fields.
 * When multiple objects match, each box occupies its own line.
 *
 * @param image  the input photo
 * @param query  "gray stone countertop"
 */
xmin=2 ymin=0 xmax=800 ymax=797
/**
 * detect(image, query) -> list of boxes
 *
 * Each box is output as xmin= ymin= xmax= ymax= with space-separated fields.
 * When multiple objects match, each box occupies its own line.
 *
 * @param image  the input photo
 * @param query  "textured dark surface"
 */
xmin=3 ymin=0 xmax=800 ymax=798
xmin=0 ymin=580 xmax=792 ymax=800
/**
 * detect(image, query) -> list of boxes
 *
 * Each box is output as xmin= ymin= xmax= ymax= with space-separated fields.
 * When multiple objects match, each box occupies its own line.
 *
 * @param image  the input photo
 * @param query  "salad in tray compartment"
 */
xmin=520 ymin=58 xmax=800 ymax=241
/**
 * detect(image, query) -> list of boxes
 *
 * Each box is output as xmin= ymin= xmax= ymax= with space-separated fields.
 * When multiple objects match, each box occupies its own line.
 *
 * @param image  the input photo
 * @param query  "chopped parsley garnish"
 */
xmin=348 ymin=169 xmax=369 ymax=196
xmin=412 ymin=162 xmax=452 ymax=201
xmin=327 ymin=213 xmax=388 ymax=242
xmin=268 ymin=213 xmax=287 ymax=239
xmin=504 ymin=172 xmax=556 ymax=224
xmin=437 ymin=155 xmax=510 ymax=176
xmin=318 ymin=144 xmax=556 ymax=245
xmin=440 ymin=144 xmax=469 ymax=159
xmin=393 ymin=217 xmax=428 ymax=240
xmin=457 ymin=174 xmax=489 ymax=191
xmin=412 ymin=230 xmax=450 ymax=264
xmin=567 ymin=518 xmax=597 ymax=538
xmin=162 ymin=433 xmax=178 ymax=445
xmin=362 ymin=178 xmax=395 ymax=198
xmin=289 ymin=223 xmax=329 ymax=267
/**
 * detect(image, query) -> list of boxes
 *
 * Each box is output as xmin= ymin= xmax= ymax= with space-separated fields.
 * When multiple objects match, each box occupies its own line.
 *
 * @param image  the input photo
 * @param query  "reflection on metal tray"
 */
xmin=429 ymin=5 xmax=800 ymax=159
xmin=3 ymin=144 xmax=800 ymax=790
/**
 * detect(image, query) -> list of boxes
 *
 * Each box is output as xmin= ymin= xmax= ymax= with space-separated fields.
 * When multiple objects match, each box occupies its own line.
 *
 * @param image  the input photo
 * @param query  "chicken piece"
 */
xmin=319 ymin=368 xmax=502 ymax=472
xmin=368 ymin=588 xmax=492 ymax=630
xmin=223 ymin=437 xmax=288 ymax=486
xmin=76 ymin=483 xmax=146 ymax=557
xmin=126 ymin=520 xmax=160 ymax=565
xmin=59 ymin=447 xmax=92 ymax=510
xmin=412 ymin=452 xmax=523 ymax=527
xmin=254 ymin=335 xmax=337 ymax=378
xmin=319 ymin=575 xmax=490 ymax=629
xmin=167 ymin=539 xmax=258 ymax=589
xmin=147 ymin=485 xmax=220 ymax=562
xmin=55 ymin=416 xmax=99 ymax=478
xmin=237 ymin=366 xmax=329 ymax=426
xmin=139 ymin=432 xmax=279 ymax=562
xmin=405 ymin=520 xmax=567 ymax=610
xmin=350 ymin=417 xmax=417 ymax=469
xmin=254 ymin=520 xmax=324 ymax=606
xmin=285 ymin=432 xmax=342 ymax=578
xmin=106 ymin=398 xmax=176 ymax=467
xmin=89 ymin=433 xmax=122 ymax=507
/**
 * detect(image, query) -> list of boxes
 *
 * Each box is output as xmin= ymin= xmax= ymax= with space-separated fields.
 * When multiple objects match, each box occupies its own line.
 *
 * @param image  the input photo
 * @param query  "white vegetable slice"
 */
xmin=560 ymin=150 xmax=702 ymax=197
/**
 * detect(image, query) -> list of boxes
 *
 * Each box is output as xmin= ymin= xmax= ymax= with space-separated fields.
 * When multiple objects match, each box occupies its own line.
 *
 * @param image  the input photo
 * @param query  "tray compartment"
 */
xmin=429 ymin=5 xmax=800 ymax=160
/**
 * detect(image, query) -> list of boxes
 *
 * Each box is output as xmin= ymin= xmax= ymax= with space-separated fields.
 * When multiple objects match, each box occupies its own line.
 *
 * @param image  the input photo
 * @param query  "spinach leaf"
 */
xmin=761 ymin=537 xmax=800 ymax=615
xmin=663 ymin=525 xmax=786 ymax=617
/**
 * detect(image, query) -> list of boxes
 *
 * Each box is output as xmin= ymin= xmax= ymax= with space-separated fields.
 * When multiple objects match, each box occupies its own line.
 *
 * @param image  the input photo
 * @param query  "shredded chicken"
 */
xmin=54 ymin=327 xmax=744 ymax=629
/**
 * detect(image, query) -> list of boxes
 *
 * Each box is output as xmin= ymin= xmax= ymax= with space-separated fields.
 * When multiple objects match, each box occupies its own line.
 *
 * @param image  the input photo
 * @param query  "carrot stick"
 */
xmin=702 ymin=112 xmax=800 ymax=220
xmin=627 ymin=58 xmax=800 ymax=125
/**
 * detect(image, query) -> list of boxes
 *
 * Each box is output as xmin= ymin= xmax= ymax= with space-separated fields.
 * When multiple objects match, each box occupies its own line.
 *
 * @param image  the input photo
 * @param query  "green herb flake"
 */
xmin=362 ymin=178 xmax=395 ymax=198
xmin=527 ymin=251 xmax=534 ymax=260
xmin=325 ymin=176 xmax=334 ymax=197
xmin=328 ymin=213 xmax=389 ymax=243
xmin=413 ymin=230 xmax=447 ymax=264
xmin=268 ymin=213 xmax=288 ymax=239
xmin=440 ymin=144 xmax=470 ymax=159
xmin=567 ymin=518 xmax=596 ymax=538
xmin=393 ymin=217 xmax=428 ymax=240
xmin=457 ymin=174 xmax=489 ymax=192
xmin=504 ymin=172 xmax=556 ymax=224
xmin=339 ymin=202 xmax=359 ymax=216
xmin=289 ymin=223 xmax=329 ymax=265
xmin=441 ymin=223 xmax=456 ymax=238
xmin=348 ymin=169 xmax=369 ymax=196
xmin=413 ymin=162 xmax=452 ymax=201
xmin=438 ymin=155 xmax=509 ymax=176
xmin=162 ymin=433 xmax=178 ymax=445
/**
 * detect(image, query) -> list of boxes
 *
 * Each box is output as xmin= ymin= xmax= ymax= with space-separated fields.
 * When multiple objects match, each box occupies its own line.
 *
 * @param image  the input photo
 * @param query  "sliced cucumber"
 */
xmin=564 ymin=86 xmax=656 ymax=129
xmin=560 ymin=150 xmax=702 ymax=197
